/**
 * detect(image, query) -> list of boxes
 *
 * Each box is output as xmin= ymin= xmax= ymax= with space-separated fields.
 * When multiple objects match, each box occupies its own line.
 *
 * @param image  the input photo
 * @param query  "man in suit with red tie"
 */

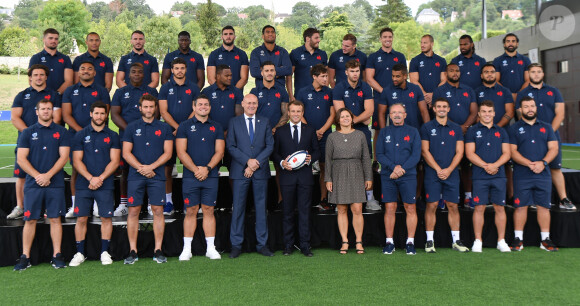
xmin=272 ymin=101 xmax=320 ymax=256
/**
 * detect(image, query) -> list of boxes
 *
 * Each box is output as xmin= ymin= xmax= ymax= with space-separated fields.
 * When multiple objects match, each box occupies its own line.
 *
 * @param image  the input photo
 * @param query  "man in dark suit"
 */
xmin=227 ymin=94 xmax=275 ymax=258
xmin=272 ymin=101 xmax=320 ymax=257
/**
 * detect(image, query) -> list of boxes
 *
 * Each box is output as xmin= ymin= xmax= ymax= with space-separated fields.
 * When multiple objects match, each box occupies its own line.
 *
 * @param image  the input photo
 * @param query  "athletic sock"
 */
xmin=166 ymin=193 xmax=173 ymax=204
xmin=206 ymin=237 xmax=215 ymax=249
xmin=386 ymin=237 xmax=394 ymax=244
xmin=464 ymin=192 xmax=472 ymax=199
xmin=426 ymin=231 xmax=434 ymax=241
xmin=71 ymin=196 xmax=76 ymax=206
xmin=541 ymin=232 xmax=550 ymax=240
xmin=101 ymin=239 xmax=110 ymax=253
xmin=120 ymin=197 xmax=127 ymax=206
xmin=514 ymin=230 xmax=524 ymax=240
xmin=451 ymin=231 xmax=460 ymax=243
xmin=183 ymin=237 xmax=193 ymax=250
xmin=366 ymin=190 xmax=374 ymax=201
xmin=76 ymin=240 xmax=85 ymax=254
xmin=406 ymin=238 xmax=414 ymax=244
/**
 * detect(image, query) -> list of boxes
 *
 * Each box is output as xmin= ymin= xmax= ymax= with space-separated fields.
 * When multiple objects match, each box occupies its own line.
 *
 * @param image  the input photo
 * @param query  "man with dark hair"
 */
xmin=289 ymin=28 xmax=327 ymax=99
xmin=162 ymin=31 xmax=205 ymax=89
xmin=7 ymin=65 xmax=61 ymax=220
xmin=176 ymin=95 xmax=225 ymax=261
xmin=328 ymin=34 xmax=367 ymax=88
xmin=123 ymin=94 xmax=174 ymax=264
xmin=250 ymin=25 xmax=292 ymax=88
xmin=29 ymin=28 xmax=73 ymax=94
xmin=207 ymin=26 xmax=249 ymax=90
xmin=508 ymin=96 xmax=559 ymax=252
xmin=450 ymin=34 xmax=486 ymax=90
xmin=68 ymin=101 xmax=120 ymax=266
xmin=465 ymin=100 xmax=511 ymax=253
xmin=73 ymin=32 xmax=114 ymax=91
xmin=159 ymin=57 xmax=201 ymax=215
xmin=420 ymin=98 xmax=469 ymax=253
xmin=515 ymin=64 xmax=575 ymax=210
xmin=493 ymin=33 xmax=531 ymax=100
xmin=474 ymin=63 xmax=514 ymax=127
xmin=409 ymin=34 xmax=447 ymax=109
xmin=117 ymin=30 xmax=159 ymax=89
xmin=13 ymin=99 xmax=70 ymax=271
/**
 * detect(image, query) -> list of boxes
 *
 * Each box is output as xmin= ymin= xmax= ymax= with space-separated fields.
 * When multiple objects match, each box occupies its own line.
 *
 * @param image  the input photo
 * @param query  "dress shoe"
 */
xmin=257 ymin=247 xmax=274 ymax=257
xmin=283 ymin=248 xmax=293 ymax=256
xmin=229 ymin=248 xmax=241 ymax=259
xmin=302 ymin=250 xmax=313 ymax=257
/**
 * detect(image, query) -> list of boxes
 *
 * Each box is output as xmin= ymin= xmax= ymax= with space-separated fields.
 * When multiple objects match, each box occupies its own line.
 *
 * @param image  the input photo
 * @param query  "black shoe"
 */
xmin=540 ymin=238 xmax=559 ymax=252
xmin=372 ymin=160 xmax=380 ymax=173
xmin=317 ymin=198 xmax=331 ymax=212
xmin=302 ymin=250 xmax=313 ymax=257
xmin=229 ymin=248 xmax=241 ymax=259
xmin=283 ymin=247 xmax=293 ymax=256
xmin=257 ymin=247 xmax=274 ymax=257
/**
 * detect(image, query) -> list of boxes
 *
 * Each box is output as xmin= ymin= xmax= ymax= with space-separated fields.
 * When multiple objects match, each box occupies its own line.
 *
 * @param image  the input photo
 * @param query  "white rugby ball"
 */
xmin=286 ymin=150 xmax=309 ymax=169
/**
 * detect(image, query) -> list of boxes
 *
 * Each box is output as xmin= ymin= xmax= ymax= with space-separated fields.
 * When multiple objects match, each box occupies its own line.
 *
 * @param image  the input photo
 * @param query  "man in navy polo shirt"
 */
xmin=162 ymin=31 xmax=205 ymax=89
xmin=376 ymin=103 xmax=421 ymax=255
xmin=328 ymin=34 xmax=367 ymax=88
xmin=493 ymin=33 xmax=531 ymax=100
xmin=289 ymin=28 xmax=328 ymax=100
xmin=465 ymin=100 xmax=511 ymax=253
xmin=508 ymin=96 xmax=559 ymax=252
xmin=410 ymin=34 xmax=447 ymax=108
xmin=250 ymin=25 xmax=292 ymax=88
xmin=420 ymin=98 xmax=469 ymax=253
xmin=450 ymin=34 xmax=486 ymax=90
xmin=72 ymin=32 xmax=114 ymax=92
xmin=159 ymin=57 xmax=200 ymax=215
xmin=516 ymin=63 xmax=575 ymax=210
xmin=62 ymin=61 xmax=111 ymax=218
xmin=68 ymin=101 xmax=120 ymax=266
xmin=7 ymin=64 xmax=61 ymax=220
xmin=207 ymin=26 xmax=249 ymax=90
xmin=111 ymin=63 xmax=158 ymax=217
xmin=295 ymin=64 xmax=334 ymax=211
xmin=13 ymin=99 xmax=70 ymax=271
xmin=176 ymin=95 xmax=225 ymax=261
xmin=116 ymin=30 xmax=159 ymax=89
xmin=29 ymin=28 xmax=73 ymax=94
xmin=122 ymin=94 xmax=174 ymax=264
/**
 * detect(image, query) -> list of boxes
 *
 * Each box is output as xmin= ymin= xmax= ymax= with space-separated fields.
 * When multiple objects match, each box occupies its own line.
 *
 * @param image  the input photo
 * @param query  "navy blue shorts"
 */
xmin=549 ymin=135 xmax=562 ymax=169
xmin=23 ymin=187 xmax=66 ymax=220
xmin=513 ymin=178 xmax=551 ymax=209
xmin=182 ymin=177 xmax=218 ymax=207
xmin=74 ymin=189 xmax=115 ymax=217
xmin=424 ymin=167 xmax=460 ymax=204
xmin=380 ymin=176 xmax=416 ymax=204
xmin=127 ymin=179 xmax=166 ymax=206
xmin=472 ymin=178 xmax=506 ymax=206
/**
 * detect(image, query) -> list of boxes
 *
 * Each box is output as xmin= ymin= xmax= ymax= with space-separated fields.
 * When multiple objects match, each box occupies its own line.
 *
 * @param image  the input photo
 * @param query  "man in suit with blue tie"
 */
xmin=227 ymin=94 xmax=275 ymax=258
xmin=272 ymin=100 xmax=320 ymax=256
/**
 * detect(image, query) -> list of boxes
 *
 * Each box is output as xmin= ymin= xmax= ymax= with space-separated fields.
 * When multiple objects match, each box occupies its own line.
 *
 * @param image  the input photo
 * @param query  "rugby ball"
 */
xmin=285 ymin=150 xmax=309 ymax=170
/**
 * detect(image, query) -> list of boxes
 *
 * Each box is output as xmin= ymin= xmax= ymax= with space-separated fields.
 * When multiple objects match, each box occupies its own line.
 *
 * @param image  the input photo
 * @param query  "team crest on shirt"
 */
xmin=258 ymin=92 xmax=263 ymax=98
xmin=31 ymin=132 xmax=38 ymax=141
xmin=124 ymin=92 xmax=130 ymax=99
xmin=135 ymin=129 xmax=142 ymax=136
xmin=431 ymin=129 xmax=437 ymax=136
xmin=458 ymin=60 xmax=463 ymax=67
xmin=527 ymin=93 xmax=534 ymax=98
xmin=127 ymin=58 xmax=132 ymax=65
xmin=169 ymin=88 xmax=174 ymax=95
xmin=25 ymin=94 xmax=31 ymax=100
xmin=502 ymin=60 xmax=508 ymax=66
xmin=476 ymin=131 xmax=482 ymax=138
xmin=260 ymin=50 xmax=265 ymax=56
xmin=212 ymin=92 xmax=217 ymax=99
xmin=73 ymin=89 xmax=79 ymax=96
xmin=344 ymin=91 xmax=349 ymax=98
xmin=307 ymin=93 xmax=313 ymax=100
xmin=392 ymin=92 xmax=398 ymax=100
xmin=191 ymin=125 xmax=196 ymax=132
xmin=301 ymin=54 xmax=305 ymax=60
xmin=479 ymin=92 xmax=484 ymax=98
xmin=218 ymin=54 xmax=223 ymax=60
xmin=339 ymin=56 xmax=344 ymax=63
xmin=419 ymin=61 xmax=424 ymax=67
xmin=446 ymin=92 xmax=452 ymax=98
xmin=377 ymin=56 xmax=382 ymax=63
xmin=41 ymin=57 xmax=46 ymax=62
xmin=385 ymin=135 xmax=391 ymax=143
xmin=518 ymin=127 xmax=525 ymax=134
xmin=84 ymin=135 xmax=91 ymax=143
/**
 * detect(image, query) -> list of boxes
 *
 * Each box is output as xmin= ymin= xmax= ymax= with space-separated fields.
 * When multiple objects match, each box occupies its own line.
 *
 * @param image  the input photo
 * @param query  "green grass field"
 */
xmin=1 ymin=248 xmax=578 ymax=304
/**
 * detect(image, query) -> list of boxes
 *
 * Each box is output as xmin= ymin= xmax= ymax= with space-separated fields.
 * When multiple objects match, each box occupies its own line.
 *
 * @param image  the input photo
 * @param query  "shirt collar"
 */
xmin=290 ymin=121 xmax=301 ymax=129
xmin=84 ymin=52 xmax=102 ymax=59
xmin=244 ymin=113 xmax=255 ymax=120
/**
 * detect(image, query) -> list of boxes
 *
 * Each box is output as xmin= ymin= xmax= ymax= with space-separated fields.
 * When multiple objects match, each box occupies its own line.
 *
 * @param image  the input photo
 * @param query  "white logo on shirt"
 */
xmin=169 ymin=88 xmax=174 ymax=95
xmin=124 ymin=93 xmax=130 ymax=99
xmin=476 ymin=131 xmax=482 ymax=138
xmin=385 ymin=135 xmax=391 ymax=143
xmin=135 ymin=129 xmax=142 ymax=136
xmin=85 ymin=135 xmax=91 ymax=143
xmin=191 ymin=125 xmax=196 ymax=132
xmin=392 ymin=92 xmax=398 ymax=100
xmin=419 ymin=61 xmax=424 ymax=67
xmin=446 ymin=92 xmax=452 ymax=98
xmin=41 ymin=57 xmax=46 ymax=62
xmin=25 ymin=94 xmax=31 ymax=100
xmin=218 ymin=54 xmax=223 ymax=60
xmin=260 ymin=50 xmax=265 ymax=56
xmin=519 ymin=127 xmax=525 ymax=134
xmin=258 ymin=92 xmax=263 ymax=98
xmin=479 ymin=92 xmax=484 ymax=98
xmin=307 ymin=93 xmax=313 ymax=100
xmin=127 ymin=58 xmax=132 ymax=64
xmin=431 ymin=129 xmax=437 ymax=136
xmin=339 ymin=56 xmax=344 ymax=63
xmin=528 ymin=93 xmax=534 ymax=98
xmin=458 ymin=60 xmax=463 ymax=66
xmin=301 ymin=54 xmax=305 ymax=60
xmin=212 ymin=92 xmax=217 ymax=99
xmin=344 ymin=90 xmax=349 ymax=98
xmin=31 ymin=132 xmax=38 ymax=140
xmin=502 ymin=60 xmax=508 ymax=66
xmin=73 ymin=89 xmax=79 ymax=96
xmin=377 ymin=56 xmax=382 ymax=63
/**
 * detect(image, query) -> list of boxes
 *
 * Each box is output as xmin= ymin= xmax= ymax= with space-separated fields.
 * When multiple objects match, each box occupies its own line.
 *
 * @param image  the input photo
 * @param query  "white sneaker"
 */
xmin=113 ymin=204 xmax=128 ymax=217
xmin=206 ymin=247 xmax=221 ymax=260
xmin=472 ymin=239 xmax=483 ymax=253
xmin=93 ymin=203 xmax=99 ymax=217
xmin=147 ymin=204 xmax=153 ymax=216
xmin=69 ymin=252 xmax=86 ymax=267
xmin=101 ymin=251 xmax=113 ymax=265
xmin=65 ymin=206 xmax=75 ymax=218
xmin=497 ymin=239 xmax=511 ymax=252
xmin=6 ymin=206 xmax=24 ymax=219
xmin=179 ymin=249 xmax=192 ymax=261
xmin=366 ymin=198 xmax=381 ymax=211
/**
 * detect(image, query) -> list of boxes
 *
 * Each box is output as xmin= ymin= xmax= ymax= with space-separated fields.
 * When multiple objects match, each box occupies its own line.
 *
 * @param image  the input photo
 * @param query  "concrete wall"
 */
xmin=0 ymin=57 xmax=31 ymax=69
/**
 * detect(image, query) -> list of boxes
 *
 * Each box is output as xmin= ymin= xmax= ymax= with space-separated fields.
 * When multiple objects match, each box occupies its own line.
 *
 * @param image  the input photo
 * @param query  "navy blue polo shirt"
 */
xmin=111 ymin=84 xmax=158 ymax=127
xmin=432 ymin=82 xmax=476 ymax=125
xmin=72 ymin=125 xmax=120 ymax=190
xmin=420 ymin=119 xmax=464 ymax=169
xmin=508 ymin=120 xmax=556 ymax=179
xmin=62 ymin=82 xmax=111 ymax=128
xmin=123 ymin=118 xmax=174 ymax=181
xmin=465 ymin=123 xmax=509 ymax=179
xmin=12 ymin=87 xmax=61 ymax=127
xmin=295 ymin=85 xmax=333 ymax=132
xmin=158 ymin=78 xmax=200 ymax=125
xmin=474 ymin=83 xmax=513 ymax=125
xmin=450 ymin=53 xmax=486 ymax=90
xmin=289 ymin=45 xmax=328 ymax=94
xmin=176 ymin=117 xmax=224 ymax=179
xmin=18 ymin=122 xmax=70 ymax=189
xmin=378 ymin=82 xmax=425 ymax=129
xmin=376 ymin=124 xmax=421 ymax=178
xmin=117 ymin=51 xmax=159 ymax=87
xmin=516 ymin=84 xmax=563 ymax=124
xmin=333 ymin=80 xmax=373 ymax=123
xmin=72 ymin=52 xmax=114 ymax=88
xmin=250 ymin=83 xmax=289 ymax=127
xmin=328 ymin=49 xmax=367 ymax=86
xmin=409 ymin=52 xmax=447 ymax=93
xmin=162 ymin=49 xmax=205 ymax=85
xmin=207 ymin=46 xmax=249 ymax=88
xmin=201 ymin=84 xmax=243 ymax=131
xmin=29 ymin=49 xmax=72 ymax=91
xmin=492 ymin=52 xmax=531 ymax=93
xmin=249 ymin=44 xmax=292 ymax=87
xmin=367 ymin=48 xmax=406 ymax=90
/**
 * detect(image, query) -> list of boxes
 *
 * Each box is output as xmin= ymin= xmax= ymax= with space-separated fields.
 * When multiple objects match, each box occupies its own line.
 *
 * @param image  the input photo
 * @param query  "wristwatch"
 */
xmin=205 ymin=165 xmax=212 ymax=171
xmin=542 ymin=160 xmax=548 ymax=166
